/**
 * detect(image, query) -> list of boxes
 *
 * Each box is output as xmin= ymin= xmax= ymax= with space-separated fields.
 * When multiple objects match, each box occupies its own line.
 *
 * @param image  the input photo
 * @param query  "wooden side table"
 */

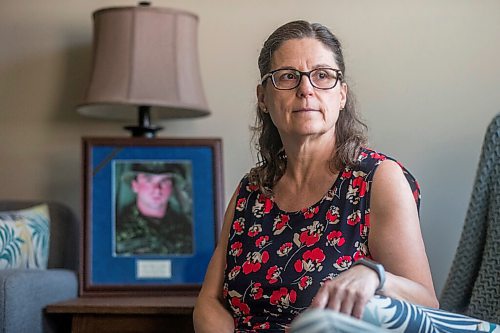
xmin=45 ymin=296 xmax=197 ymax=333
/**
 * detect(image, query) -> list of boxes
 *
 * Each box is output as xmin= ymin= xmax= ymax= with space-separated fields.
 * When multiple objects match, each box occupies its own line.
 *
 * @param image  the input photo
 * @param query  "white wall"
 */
xmin=1 ymin=0 xmax=499 ymax=295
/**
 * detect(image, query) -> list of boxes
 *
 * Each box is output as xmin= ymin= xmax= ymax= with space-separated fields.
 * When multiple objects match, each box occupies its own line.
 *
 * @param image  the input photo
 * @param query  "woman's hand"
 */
xmin=310 ymin=265 xmax=380 ymax=319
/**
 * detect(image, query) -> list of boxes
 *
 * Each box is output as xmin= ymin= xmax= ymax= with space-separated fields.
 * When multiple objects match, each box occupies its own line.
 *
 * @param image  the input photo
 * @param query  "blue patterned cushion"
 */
xmin=0 ymin=204 xmax=50 ymax=269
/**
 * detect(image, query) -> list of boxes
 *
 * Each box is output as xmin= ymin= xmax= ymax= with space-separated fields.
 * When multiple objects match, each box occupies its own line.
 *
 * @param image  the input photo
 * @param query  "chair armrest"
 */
xmin=0 ymin=269 xmax=77 ymax=333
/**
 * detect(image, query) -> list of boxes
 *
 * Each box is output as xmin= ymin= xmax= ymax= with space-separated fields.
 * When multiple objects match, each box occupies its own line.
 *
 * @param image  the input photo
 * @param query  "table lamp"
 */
xmin=77 ymin=2 xmax=210 ymax=138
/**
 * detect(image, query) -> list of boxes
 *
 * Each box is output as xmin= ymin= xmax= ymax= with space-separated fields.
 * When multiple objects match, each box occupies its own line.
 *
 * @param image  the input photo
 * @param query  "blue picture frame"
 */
xmin=81 ymin=137 xmax=223 ymax=296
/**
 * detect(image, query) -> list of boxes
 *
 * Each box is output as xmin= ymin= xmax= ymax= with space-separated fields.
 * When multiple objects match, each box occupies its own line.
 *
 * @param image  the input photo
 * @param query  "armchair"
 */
xmin=0 ymin=200 xmax=79 ymax=333
xmin=440 ymin=113 xmax=500 ymax=322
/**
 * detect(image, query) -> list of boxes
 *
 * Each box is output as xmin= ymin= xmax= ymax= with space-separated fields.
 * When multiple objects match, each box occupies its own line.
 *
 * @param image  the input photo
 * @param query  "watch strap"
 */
xmin=353 ymin=258 xmax=386 ymax=292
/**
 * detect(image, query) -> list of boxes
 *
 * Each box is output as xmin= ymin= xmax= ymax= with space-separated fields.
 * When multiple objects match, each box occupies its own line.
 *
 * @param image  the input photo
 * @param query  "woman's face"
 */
xmin=257 ymin=38 xmax=347 ymax=140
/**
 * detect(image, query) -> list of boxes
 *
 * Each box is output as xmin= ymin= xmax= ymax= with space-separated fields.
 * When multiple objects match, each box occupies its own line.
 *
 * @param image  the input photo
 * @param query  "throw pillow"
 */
xmin=0 ymin=204 xmax=50 ymax=269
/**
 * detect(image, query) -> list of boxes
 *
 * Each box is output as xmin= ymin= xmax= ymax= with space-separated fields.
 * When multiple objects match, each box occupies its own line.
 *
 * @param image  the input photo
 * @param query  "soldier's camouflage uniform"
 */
xmin=115 ymin=204 xmax=193 ymax=255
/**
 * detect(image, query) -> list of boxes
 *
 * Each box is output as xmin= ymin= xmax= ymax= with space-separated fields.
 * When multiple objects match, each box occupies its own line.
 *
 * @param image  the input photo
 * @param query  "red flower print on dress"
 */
xmin=352 ymin=175 xmax=367 ymax=198
xmin=223 ymin=282 xmax=228 ymax=298
xmin=370 ymin=152 xmax=386 ymax=160
xmin=359 ymin=208 xmax=370 ymax=238
xmin=248 ymin=224 xmax=262 ymax=237
xmin=252 ymin=194 xmax=273 ymax=218
xmin=360 ymin=223 xmax=369 ymax=238
xmin=347 ymin=210 xmax=361 ymax=226
xmin=277 ymin=242 xmax=293 ymax=256
xmin=253 ymin=322 xmax=270 ymax=330
xmin=246 ymin=183 xmax=259 ymax=192
xmin=334 ymin=255 xmax=352 ymax=271
xmin=266 ymin=265 xmax=282 ymax=284
xmin=228 ymin=265 xmax=241 ymax=280
xmin=230 ymin=242 xmax=243 ymax=257
xmin=250 ymin=282 xmax=264 ymax=300
xmin=242 ymin=250 xmax=269 ymax=274
xmin=326 ymin=206 xmax=340 ymax=224
xmin=273 ymin=214 xmax=290 ymax=235
xmin=413 ymin=189 xmax=420 ymax=203
xmin=233 ymin=217 xmax=245 ymax=235
xmin=347 ymin=171 xmax=367 ymax=204
xmin=294 ymin=248 xmax=326 ymax=273
xmin=341 ymin=169 xmax=353 ymax=179
xmin=324 ymin=189 xmax=335 ymax=201
xmin=360 ymin=209 xmax=370 ymax=237
xmin=359 ymin=151 xmax=368 ymax=161
xmin=255 ymin=235 xmax=269 ymax=248
xmin=321 ymin=273 xmax=338 ymax=284
xmin=298 ymin=220 xmax=325 ymax=247
xmin=270 ymin=287 xmax=297 ymax=309
xmin=260 ymin=194 xmax=273 ymax=212
xmin=242 ymin=316 xmax=252 ymax=326
xmin=353 ymin=250 xmax=365 ymax=261
xmin=326 ymin=230 xmax=346 ymax=248
xmin=298 ymin=276 xmax=312 ymax=290
xmin=353 ymin=241 xmax=368 ymax=261
xmin=229 ymin=296 xmax=250 ymax=316
xmin=302 ymin=206 xmax=319 ymax=219
xmin=346 ymin=184 xmax=360 ymax=204
xmin=365 ymin=209 xmax=370 ymax=226
xmin=236 ymin=197 xmax=246 ymax=211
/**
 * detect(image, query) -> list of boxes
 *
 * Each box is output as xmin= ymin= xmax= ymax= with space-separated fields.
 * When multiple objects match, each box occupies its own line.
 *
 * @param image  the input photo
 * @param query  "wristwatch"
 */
xmin=352 ymin=258 xmax=386 ymax=292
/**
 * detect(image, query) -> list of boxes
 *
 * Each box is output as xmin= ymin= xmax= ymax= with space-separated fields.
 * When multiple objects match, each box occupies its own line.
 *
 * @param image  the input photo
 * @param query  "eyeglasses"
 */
xmin=261 ymin=68 xmax=343 ymax=90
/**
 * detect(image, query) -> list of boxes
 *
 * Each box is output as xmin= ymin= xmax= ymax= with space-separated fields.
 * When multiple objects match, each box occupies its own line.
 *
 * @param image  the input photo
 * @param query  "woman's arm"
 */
xmin=312 ymin=160 xmax=438 ymax=318
xmin=368 ymin=159 xmax=439 ymax=307
xmin=193 ymin=189 xmax=238 ymax=333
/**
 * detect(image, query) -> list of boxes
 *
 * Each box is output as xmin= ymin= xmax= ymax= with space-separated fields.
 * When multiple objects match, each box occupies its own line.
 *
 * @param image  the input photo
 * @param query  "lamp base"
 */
xmin=124 ymin=125 xmax=163 ymax=138
xmin=124 ymin=105 xmax=163 ymax=138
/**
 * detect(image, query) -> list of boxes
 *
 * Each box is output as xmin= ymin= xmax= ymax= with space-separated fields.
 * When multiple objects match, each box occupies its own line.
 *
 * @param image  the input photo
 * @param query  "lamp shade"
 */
xmin=77 ymin=5 xmax=210 ymax=120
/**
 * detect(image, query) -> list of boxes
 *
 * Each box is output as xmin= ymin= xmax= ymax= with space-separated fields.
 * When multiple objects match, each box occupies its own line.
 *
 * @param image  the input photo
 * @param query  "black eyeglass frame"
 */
xmin=261 ymin=68 xmax=343 ymax=90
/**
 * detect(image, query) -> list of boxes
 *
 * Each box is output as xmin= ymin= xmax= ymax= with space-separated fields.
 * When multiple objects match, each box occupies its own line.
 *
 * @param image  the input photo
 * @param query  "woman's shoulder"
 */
xmin=358 ymin=147 xmax=415 ymax=176
xmin=358 ymin=147 xmax=421 ymax=207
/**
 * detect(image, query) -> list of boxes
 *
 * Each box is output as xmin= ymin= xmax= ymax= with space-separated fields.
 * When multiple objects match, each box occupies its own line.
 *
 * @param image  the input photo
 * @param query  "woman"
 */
xmin=194 ymin=20 xmax=489 ymax=333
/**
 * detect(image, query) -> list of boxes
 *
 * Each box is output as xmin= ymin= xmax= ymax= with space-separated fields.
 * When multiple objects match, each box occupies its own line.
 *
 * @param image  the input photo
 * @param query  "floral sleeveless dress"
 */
xmin=223 ymin=148 xmax=420 ymax=332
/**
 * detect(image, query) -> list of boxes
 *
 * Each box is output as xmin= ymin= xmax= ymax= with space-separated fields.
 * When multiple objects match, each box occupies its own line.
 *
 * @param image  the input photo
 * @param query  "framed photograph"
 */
xmin=80 ymin=137 xmax=223 ymax=296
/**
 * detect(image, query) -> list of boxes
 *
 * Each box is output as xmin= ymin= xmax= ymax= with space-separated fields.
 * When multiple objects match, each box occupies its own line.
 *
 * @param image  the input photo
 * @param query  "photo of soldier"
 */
xmin=114 ymin=162 xmax=193 ymax=255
